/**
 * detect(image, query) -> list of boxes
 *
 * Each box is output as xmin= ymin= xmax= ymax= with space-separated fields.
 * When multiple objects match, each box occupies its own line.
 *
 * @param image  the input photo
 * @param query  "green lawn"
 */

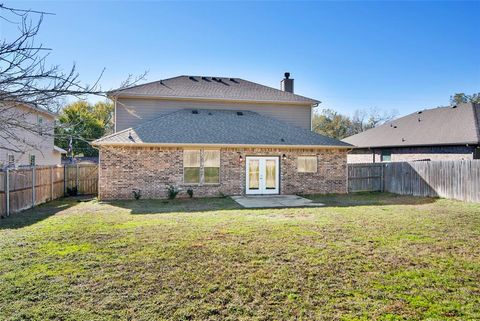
xmin=0 ymin=193 xmax=479 ymax=321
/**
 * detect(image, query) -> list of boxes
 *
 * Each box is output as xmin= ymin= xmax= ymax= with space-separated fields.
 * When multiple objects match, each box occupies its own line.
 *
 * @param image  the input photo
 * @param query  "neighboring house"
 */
xmin=62 ymin=156 xmax=99 ymax=165
xmin=92 ymin=73 xmax=351 ymax=200
xmin=343 ymin=102 xmax=480 ymax=163
xmin=0 ymin=102 xmax=67 ymax=168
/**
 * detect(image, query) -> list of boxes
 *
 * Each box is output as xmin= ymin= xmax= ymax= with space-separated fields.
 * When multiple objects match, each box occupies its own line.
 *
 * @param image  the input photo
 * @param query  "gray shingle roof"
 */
xmin=343 ymin=103 xmax=480 ymax=148
xmin=108 ymin=76 xmax=319 ymax=104
xmin=93 ymin=109 xmax=350 ymax=148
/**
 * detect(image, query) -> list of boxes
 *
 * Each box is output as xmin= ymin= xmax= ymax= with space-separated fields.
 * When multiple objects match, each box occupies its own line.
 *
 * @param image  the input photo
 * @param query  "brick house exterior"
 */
xmin=343 ymin=103 xmax=480 ymax=163
xmin=98 ymin=146 xmax=347 ymax=200
xmin=93 ymin=74 xmax=351 ymax=200
xmin=348 ymin=145 xmax=477 ymax=164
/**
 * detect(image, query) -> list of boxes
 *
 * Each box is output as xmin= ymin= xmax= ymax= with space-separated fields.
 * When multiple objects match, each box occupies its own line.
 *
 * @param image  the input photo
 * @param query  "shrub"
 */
xmin=167 ymin=185 xmax=180 ymax=199
xmin=132 ymin=189 xmax=142 ymax=200
xmin=66 ymin=186 xmax=78 ymax=196
xmin=187 ymin=188 xmax=194 ymax=198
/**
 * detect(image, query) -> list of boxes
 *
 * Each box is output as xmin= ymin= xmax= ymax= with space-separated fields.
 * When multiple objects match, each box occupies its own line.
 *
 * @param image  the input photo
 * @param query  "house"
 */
xmin=343 ymin=102 xmax=480 ymax=163
xmin=92 ymin=73 xmax=351 ymax=200
xmin=0 ymin=102 xmax=67 ymax=168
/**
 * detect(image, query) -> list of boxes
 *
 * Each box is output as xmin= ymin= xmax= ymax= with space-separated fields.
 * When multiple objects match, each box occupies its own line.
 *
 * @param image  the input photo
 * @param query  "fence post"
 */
xmin=32 ymin=166 xmax=36 ymax=208
xmin=380 ymin=164 xmax=385 ymax=192
xmin=63 ymin=165 xmax=66 ymax=196
xmin=76 ymin=163 xmax=79 ymax=194
xmin=50 ymin=166 xmax=54 ymax=201
xmin=5 ymin=168 xmax=9 ymax=217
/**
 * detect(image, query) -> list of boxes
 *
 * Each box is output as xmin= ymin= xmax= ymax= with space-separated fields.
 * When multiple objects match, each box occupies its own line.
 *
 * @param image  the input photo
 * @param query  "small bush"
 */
xmin=132 ymin=189 xmax=142 ymax=200
xmin=187 ymin=188 xmax=194 ymax=198
xmin=66 ymin=187 xmax=78 ymax=196
xmin=167 ymin=185 xmax=180 ymax=200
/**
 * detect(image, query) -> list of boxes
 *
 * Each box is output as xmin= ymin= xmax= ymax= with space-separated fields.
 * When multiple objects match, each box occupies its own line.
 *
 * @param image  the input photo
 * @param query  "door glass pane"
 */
xmin=265 ymin=160 xmax=276 ymax=189
xmin=249 ymin=160 xmax=259 ymax=189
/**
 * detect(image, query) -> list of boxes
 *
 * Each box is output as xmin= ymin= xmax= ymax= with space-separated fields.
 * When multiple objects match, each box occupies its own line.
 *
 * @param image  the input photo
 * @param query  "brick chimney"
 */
xmin=280 ymin=72 xmax=294 ymax=93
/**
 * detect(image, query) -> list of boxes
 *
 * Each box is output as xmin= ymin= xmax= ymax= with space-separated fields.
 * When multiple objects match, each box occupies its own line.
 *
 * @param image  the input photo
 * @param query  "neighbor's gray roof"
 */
xmin=108 ymin=76 xmax=319 ymax=104
xmin=343 ymin=103 xmax=480 ymax=148
xmin=93 ymin=109 xmax=350 ymax=148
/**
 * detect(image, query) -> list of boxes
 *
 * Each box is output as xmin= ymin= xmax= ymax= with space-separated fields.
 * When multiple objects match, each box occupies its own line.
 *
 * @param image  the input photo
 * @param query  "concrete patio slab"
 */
xmin=231 ymin=195 xmax=324 ymax=208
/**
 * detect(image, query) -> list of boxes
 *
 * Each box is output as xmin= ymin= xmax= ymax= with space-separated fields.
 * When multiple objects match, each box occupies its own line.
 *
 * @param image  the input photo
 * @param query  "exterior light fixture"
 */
xmin=238 ymin=154 xmax=243 ymax=163
xmin=282 ymin=154 xmax=287 ymax=160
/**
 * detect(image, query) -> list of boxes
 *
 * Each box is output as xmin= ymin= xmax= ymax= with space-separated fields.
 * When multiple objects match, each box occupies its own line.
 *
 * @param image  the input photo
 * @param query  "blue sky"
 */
xmin=3 ymin=1 xmax=480 ymax=116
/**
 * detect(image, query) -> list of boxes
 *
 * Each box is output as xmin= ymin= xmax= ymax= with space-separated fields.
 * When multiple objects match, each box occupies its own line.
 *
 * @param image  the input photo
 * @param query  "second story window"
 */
xmin=8 ymin=154 xmax=15 ymax=166
xmin=38 ymin=116 xmax=44 ymax=136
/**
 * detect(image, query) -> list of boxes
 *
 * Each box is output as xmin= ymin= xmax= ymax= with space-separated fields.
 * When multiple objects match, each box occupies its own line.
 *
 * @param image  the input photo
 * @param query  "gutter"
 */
xmin=91 ymin=141 xmax=352 ymax=150
xmin=346 ymin=142 xmax=480 ymax=149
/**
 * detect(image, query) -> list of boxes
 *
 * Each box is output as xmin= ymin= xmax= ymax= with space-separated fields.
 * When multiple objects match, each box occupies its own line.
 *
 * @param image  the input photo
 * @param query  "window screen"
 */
xmin=297 ymin=156 xmax=317 ymax=173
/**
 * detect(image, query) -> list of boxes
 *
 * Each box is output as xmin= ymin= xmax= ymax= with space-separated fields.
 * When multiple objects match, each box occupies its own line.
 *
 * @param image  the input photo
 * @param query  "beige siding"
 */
xmin=115 ymin=98 xmax=312 ymax=131
xmin=0 ymin=104 xmax=62 ymax=167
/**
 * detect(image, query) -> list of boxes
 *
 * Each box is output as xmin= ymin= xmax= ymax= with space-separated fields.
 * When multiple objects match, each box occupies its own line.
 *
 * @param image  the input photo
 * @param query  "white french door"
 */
xmin=245 ymin=157 xmax=279 ymax=195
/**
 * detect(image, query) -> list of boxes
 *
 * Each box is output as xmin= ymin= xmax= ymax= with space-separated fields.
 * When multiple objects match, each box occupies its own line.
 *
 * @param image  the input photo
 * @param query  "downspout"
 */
xmin=113 ymin=97 xmax=117 ymax=133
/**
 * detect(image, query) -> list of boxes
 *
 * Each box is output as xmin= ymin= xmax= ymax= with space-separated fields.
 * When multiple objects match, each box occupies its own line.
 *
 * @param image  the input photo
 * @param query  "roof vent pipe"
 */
xmin=280 ymin=72 xmax=294 ymax=93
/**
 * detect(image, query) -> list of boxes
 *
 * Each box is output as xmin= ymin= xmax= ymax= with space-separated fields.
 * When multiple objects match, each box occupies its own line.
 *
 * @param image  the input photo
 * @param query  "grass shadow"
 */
xmin=0 ymin=197 xmax=84 ymax=230
xmin=107 ymin=196 xmax=243 ymax=215
xmin=108 ymin=192 xmax=439 ymax=215
xmin=307 ymin=192 xmax=439 ymax=207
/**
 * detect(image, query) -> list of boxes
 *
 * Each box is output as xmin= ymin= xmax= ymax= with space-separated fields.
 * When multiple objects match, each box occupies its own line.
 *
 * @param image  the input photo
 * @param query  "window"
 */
xmin=183 ymin=150 xmax=200 ymax=184
xmin=38 ymin=116 xmax=44 ymax=136
xmin=381 ymin=150 xmax=392 ymax=162
xmin=474 ymin=147 xmax=480 ymax=160
xmin=204 ymin=150 xmax=220 ymax=184
xmin=29 ymin=155 xmax=36 ymax=166
xmin=183 ymin=149 xmax=221 ymax=184
xmin=297 ymin=156 xmax=317 ymax=173
xmin=8 ymin=154 xmax=14 ymax=166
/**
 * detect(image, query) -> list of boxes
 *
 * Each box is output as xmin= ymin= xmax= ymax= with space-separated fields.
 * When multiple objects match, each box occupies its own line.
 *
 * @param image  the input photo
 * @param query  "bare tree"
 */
xmin=0 ymin=4 xmax=145 ymax=155
xmin=350 ymin=107 xmax=397 ymax=135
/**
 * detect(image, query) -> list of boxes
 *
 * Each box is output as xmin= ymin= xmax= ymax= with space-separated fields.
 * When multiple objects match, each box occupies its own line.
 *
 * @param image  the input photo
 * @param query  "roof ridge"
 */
xmin=471 ymin=103 xmax=480 ymax=142
xmin=238 ymin=78 xmax=321 ymax=103
xmin=106 ymin=75 xmax=319 ymax=104
xmin=107 ymin=76 xmax=185 ymax=95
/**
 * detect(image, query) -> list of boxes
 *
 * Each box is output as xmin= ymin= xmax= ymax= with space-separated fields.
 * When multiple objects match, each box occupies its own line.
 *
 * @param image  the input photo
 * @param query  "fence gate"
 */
xmin=1 ymin=164 xmax=98 ymax=217
xmin=347 ymin=163 xmax=384 ymax=192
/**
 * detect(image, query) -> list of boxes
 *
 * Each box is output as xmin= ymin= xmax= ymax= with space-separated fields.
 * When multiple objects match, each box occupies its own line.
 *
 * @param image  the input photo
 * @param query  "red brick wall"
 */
xmin=98 ymin=146 xmax=348 ymax=200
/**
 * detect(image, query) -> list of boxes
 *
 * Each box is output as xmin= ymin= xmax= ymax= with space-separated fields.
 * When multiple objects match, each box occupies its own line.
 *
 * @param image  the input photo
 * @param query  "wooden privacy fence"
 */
xmin=348 ymin=160 xmax=480 ymax=202
xmin=0 ymin=164 xmax=98 ymax=217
